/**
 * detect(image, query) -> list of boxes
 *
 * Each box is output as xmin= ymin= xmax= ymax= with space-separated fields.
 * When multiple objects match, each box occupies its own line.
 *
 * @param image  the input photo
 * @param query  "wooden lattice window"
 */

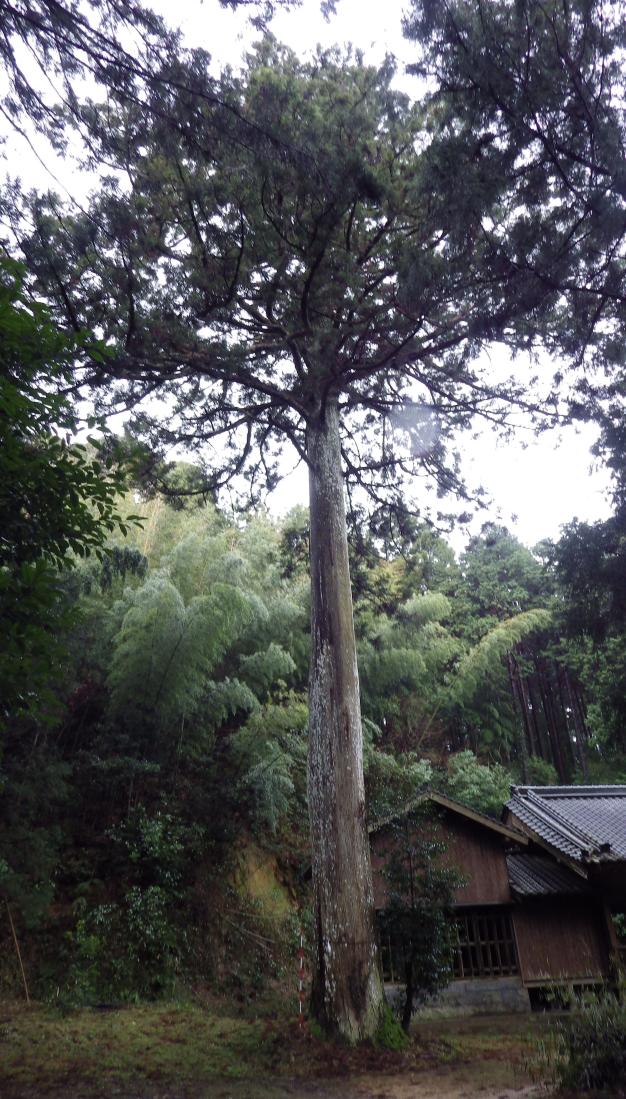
xmin=376 ymin=908 xmax=518 ymax=983
xmin=378 ymin=926 xmax=403 ymax=983
xmin=454 ymin=910 xmax=518 ymax=979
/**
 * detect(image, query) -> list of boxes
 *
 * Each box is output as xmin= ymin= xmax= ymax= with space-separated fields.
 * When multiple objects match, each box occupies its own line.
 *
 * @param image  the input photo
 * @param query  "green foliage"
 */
xmin=67 ymin=885 xmax=179 ymax=1003
xmin=458 ymin=526 xmax=551 ymax=636
xmin=108 ymin=573 xmax=261 ymax=731
xmin=97 ymin=546 xmax=148 ymax=592
xmin=0 ymin=265 xmax=128 ymax=570
xmin=541 ymin=992 xmax=626 ymax=1093
xmin=64 ymin=808 xmax=193 ymax=1003
xmin=443 ymin=750 xmax=511 ymax=818
xmin=404 ymin=0 xmax=626 ymax=382
xmin=0 ymin=259 xmax=135 ymax=725
xmin=378 ymin=807 xmax=462 ymax=1031
xmin=549 ymin=514 xmax=626 ymax=754
xmin=586 ymin=635 xmax=626 ymax=751
xmin=0 ymin=499 xmax=315 ymax=999
xmin=279 ymin=506 xmax=309 ymax=580
xmin=108 ymin=807 xmax=189 ymax=887
xmin=365 ymin=747 xmax=432 ymax=823
xmin=400 ymin=592 xmax=452 ymax=628
xmin=357 ymin=522 xmax=562 ymax=775
xmin=232 ymin=695 xmax=308 ymax=832
xmin=449 ymin=610 xmax=552 ymax=709
xmin=525 ymin=756 xmax=559 ymax=786
xmin=0 ymin=746 xmax=70 ymax=929
xmin=358 ymin=587 xmax=461 ymax=752
xmin=0 ymin=560 xmax=70 ymax=727
xmin=239 ymin=643 xmax=296 ymax=699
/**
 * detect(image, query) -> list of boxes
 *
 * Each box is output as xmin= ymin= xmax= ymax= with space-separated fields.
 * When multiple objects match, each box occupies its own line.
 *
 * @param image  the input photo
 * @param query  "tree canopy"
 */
xmin=404 ymin=0 xmax=626 ymax=390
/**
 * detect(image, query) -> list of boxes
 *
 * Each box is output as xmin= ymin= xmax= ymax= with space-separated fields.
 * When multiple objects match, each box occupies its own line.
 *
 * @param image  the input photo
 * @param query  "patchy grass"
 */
xmin=0 ymin=998 xmax=286 ymax=1096
xmin=0 ymin=997 xmax=549 ymax=1098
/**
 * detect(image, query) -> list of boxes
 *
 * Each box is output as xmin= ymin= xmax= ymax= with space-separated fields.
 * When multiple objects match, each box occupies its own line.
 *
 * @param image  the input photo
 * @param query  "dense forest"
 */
xmin=3 ymin=430 xmax=626 ymax=1002
xmin=1 ymin=0 xmax=626 ymax=1044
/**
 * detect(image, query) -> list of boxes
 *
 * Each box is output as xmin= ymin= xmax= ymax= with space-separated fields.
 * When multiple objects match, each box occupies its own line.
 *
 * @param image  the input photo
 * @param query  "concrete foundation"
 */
xmin=386 ymin=976 xmax=531 ymax=1018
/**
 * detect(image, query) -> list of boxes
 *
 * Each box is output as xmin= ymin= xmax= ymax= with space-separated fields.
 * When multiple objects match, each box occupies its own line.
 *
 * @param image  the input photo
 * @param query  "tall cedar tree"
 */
xmin=8 ymin=0 xmax=626 ymax=1037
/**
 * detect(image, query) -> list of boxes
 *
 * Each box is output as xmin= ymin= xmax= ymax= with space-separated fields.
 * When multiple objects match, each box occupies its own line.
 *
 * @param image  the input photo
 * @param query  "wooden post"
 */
xmin=602 ymin=903 xmax=622 ymax=981
xmin=6 ymin=901 xmax=30 ymax=1004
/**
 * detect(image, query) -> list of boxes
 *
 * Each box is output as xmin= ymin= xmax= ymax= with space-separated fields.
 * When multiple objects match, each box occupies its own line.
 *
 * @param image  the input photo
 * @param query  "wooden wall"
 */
xmin=513 ymin=899 xmax=610 ymax=983
xmin=370 ymin=807 xmax=614 ymax=988
xmin=446 ymin=814 xmax=513 ymax=906
xmin=370 ymin=809 xmax=512 ymax=910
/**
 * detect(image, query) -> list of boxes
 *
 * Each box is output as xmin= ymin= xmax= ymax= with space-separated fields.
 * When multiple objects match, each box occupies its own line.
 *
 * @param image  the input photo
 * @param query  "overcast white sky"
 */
xmin=3 ymin=0 xmax=614 ymax=552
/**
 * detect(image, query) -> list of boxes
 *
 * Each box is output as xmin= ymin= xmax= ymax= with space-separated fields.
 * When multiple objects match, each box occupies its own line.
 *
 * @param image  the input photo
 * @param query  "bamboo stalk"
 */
xmin=222 ymin=914 xmax=276 ymax=947
xmin=6 ymin=901 xmax=30 ymax=1004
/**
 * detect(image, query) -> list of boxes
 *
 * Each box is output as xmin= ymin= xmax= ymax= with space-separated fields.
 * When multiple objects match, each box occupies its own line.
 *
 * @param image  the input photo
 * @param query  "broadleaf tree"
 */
xmin=0 ymin=259 xmax=133 ymax=728
xmin=6 ymin=1 xmax=626 ymax=1039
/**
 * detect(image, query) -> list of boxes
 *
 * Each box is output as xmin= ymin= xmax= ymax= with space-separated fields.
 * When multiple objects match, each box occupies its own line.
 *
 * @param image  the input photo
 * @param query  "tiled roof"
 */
xmin=506 ymin=852 xmax=589 ymax=897
xmin=506 ymin=786 xmax=626 ymax=864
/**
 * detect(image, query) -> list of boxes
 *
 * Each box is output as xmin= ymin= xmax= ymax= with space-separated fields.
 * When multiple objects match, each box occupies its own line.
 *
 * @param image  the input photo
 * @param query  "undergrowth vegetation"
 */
xmin=535 ymin=990 xmax=626 ymax=1094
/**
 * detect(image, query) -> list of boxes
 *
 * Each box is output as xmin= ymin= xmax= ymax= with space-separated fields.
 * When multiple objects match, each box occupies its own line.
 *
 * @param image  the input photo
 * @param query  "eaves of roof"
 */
xmin=506 ymin=785 xmax=626 ymax=865
xmin=506 ymin=851 xmax=590 ymax=898
xmin=370 ymin=790 xmax=528 ymax=846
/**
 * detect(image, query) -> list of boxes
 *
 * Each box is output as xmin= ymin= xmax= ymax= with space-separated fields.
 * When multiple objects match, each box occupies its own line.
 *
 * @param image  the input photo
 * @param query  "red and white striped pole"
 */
xmin=297 ymin=925 xmax=306 ymax=1024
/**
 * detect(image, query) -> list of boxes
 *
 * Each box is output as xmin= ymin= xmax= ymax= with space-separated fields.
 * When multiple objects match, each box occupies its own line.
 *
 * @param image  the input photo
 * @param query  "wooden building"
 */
xmin=370 ymin=790 xmax=622 ymax=1013
xmin=505 ymin=785 xmax=626 ymax=910
xmin=506 ymin=785 xmax=626 ymax=982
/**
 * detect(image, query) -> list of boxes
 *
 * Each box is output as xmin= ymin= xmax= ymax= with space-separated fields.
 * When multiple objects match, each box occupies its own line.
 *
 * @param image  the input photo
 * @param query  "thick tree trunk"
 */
xmin=402 ymin=958 xmax=415 ymax=1034
xmin=527 ymin=680 xmax=543 ymax=759
xmin=563 ymin=666 xmax=590 ymax=781
xmin=507 ymin=652 xmax=530 ymax=782
xmin=536 ymin=658 xmax=569 ymax=781
xmin=306 ymin=399 xmax=385 ymax=1042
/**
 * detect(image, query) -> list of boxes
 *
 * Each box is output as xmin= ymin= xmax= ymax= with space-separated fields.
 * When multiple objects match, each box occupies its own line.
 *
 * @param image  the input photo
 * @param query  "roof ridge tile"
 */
xmin=507 ymin=790 xmax=603 ymax=858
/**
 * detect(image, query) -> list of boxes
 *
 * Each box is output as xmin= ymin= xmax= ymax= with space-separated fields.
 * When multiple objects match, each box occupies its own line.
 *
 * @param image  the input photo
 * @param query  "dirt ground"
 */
xmin=0 ymin=1075 xmax=544 ymax=1099
xmin=195 ymin=1070 xmax=544 ymax=1098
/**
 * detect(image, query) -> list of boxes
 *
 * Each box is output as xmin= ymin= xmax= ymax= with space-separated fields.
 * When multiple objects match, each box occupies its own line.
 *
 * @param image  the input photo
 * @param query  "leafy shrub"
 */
xmin=378 ymin=806 xmax=462 ymax=1031
xmin=62 ymin=809 xmax=192 ymax=1003
xmin=544 ymin=992 xmax=626 ymax=1093
xmin=232 ymin=695 xmax=308 ymax=832
xmin=67 ymin=884 xmax=180 ymax=1003
xmin=525 ymin=755 xmax=559 ymax=786
xmin=443 ymin=750 xmax=511 ymax=817
xmin=364 ymin=745 xmax=432 ymax=822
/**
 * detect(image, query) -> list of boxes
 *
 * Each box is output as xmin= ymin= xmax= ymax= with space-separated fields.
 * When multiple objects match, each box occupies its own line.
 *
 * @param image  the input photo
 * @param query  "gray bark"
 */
xmin=306 ymin=398 xmax=385 ymax=1042
xmin=507 ymin=652 xmax=530 ymax=783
